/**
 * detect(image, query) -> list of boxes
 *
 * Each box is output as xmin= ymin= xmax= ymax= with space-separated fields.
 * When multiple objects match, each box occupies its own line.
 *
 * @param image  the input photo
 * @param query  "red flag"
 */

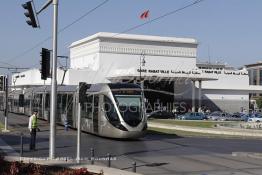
xmin=140 ymin=10 xmax=149 ymax=19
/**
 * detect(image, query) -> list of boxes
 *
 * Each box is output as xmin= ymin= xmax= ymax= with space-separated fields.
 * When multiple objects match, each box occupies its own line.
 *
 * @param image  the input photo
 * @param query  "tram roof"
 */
xmin=86 ymin=83 xmax=141 ymax=93
xmin=24 ymin=85 xmax=78 ymax=93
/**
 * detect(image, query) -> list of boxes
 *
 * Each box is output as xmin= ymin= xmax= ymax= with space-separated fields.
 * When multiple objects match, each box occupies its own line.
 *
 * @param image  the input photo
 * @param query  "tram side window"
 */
xmin=61 ymin=94 xmax=67 ymax=112
xmin=93 ymin=95 xmax=99 ymax=118
xmin=82 ymin=95 xmax=93 ymax=119
xmin=32 ymin=95 xmax=38 ymax=109
xmin=45 ymin=94 xmax=50 ymax=109
xmin=104 ymin=96 xmax=119 ymax=123
xmin=57 ymin=94 xmax=62 ymax=110
xmin=39 ymin=94 xmax=43 ymax=108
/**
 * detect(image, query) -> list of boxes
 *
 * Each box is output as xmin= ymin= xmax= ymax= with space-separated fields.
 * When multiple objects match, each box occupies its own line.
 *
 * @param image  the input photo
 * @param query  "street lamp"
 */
xmin=139 ymin=52 xmax=146 ymax=83
xmin=139 ymin=52 xmax=146 ymax=122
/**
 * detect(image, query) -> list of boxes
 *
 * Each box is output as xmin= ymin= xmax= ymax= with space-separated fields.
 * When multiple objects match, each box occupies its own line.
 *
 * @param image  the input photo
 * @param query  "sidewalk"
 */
xmin=148 ymin=121 xmax=262 ymax=138
xmin=0 ymin=113 xmax=142 ymax=175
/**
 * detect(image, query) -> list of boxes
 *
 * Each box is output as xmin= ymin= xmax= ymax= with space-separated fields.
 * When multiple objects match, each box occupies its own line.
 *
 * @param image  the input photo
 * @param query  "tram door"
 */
xmin=93 ymin=95 xmax=99 ymax=133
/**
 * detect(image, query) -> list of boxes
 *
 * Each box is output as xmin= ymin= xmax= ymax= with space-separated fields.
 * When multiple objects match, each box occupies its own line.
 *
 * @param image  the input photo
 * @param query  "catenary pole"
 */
xmin=49 ymin=0 xmax=58 ymax=159
xmin=3 ymin=75 xmax=9 ymax=132
xmin=76 ymin=102 xmax=81 ymax=163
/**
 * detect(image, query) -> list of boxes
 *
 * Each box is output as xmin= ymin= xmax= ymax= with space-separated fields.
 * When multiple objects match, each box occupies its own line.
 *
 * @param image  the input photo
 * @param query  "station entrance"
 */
xmin=116 ymin=76 xmax=206 ymax=114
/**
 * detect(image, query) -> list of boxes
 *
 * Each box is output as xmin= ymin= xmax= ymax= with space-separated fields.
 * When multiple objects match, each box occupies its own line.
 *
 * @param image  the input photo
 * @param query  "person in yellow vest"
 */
xmin=28 ymin=111 xmax=38 ymax=150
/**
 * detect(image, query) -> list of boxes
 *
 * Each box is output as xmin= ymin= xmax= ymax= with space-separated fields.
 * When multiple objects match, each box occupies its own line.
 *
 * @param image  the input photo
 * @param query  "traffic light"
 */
xmin=40 ymin=48 xmax=51 ymax=80
xmin=0 ymin=76 xmax=5 ymax=91
xmin=0 ymin=76 xmax=7 ymax=91
xmin=22 ymin=1 xmax=38 ymax=28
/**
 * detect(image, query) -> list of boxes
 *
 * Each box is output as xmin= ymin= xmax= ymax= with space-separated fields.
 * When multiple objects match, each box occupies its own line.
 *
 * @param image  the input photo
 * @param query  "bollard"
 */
xmin=20 ymin=132 xmax=24 ymax=157
xmin=132 ymin=162 xmax=136 ymax=173
xmin=91 ymin=148 xmax=94 ymax=165
xmin=107 ymin=153 xmax=111 ymax=167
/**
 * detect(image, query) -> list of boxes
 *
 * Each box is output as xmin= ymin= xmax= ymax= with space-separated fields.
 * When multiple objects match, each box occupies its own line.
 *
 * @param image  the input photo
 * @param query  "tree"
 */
xmin=256 ymin=97 xmax=262 ymax=109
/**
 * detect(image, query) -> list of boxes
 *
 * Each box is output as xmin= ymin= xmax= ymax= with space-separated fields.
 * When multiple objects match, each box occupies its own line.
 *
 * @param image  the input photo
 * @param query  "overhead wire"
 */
xmin=0 ymin=60 xmax=23 ymax=68
xmin=7 ymin=0 xmax=204 ymax=69
xmin=113 ymin=0 xmax=205 ymax=37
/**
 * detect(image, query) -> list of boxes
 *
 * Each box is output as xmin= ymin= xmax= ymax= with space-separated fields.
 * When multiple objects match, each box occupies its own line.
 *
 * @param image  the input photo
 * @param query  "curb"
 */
xmin=232 ymin=152 xmax=262 ymax=160
xmin=148 ymin=122 xmax=262 ymax=137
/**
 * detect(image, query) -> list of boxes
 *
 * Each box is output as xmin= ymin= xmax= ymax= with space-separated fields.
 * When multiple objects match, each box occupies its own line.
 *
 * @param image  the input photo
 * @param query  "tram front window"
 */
xmin=115 ymin=95 xmax=142 ymax=127
xmin=104 ymin=96 xmax=120 ymax=124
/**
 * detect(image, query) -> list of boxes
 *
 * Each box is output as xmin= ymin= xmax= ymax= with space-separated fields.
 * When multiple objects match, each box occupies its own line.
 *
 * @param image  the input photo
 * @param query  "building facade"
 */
xmin=12 ymin=32 xmax=261 ymax=113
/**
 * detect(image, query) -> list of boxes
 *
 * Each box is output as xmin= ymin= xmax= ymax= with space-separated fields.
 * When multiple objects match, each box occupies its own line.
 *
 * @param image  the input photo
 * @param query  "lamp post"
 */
xmin=139 ymin=52 xmax=146 ymax=83
xmin=139 ymin=52 xmax=146 ymax=119
xmin=49 ymin=0 xmax=59 ymax=160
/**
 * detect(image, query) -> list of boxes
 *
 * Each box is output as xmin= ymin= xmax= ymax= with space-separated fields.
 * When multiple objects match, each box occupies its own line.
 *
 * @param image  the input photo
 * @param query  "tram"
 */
xmin=1 ymin=83 xmax=147 ymax=139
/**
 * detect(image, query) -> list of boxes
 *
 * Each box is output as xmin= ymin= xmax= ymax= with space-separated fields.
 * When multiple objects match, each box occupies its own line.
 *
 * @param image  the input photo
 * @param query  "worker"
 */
xmin=28 ymin=111 xmax=38 ymax=151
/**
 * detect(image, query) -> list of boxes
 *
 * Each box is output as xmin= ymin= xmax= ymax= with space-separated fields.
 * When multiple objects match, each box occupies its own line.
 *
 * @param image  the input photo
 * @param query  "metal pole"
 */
xmin=90 ymin=148 xmax=94 ymax=164
xmin=139 ymin=60 xmax=141 ymax=83
xmin=173 ymin=80 xmax=175 ymax=103
xmin=3 ymin=75 xmax=9 ymax=132
xmin=49 ymin=0 xmax=58 ymax=160
xmin=107 ymin=153 xmax=111 ymax=167
xmin=132 ymin=162 xmax=136 ymax=173
xmin=20 ymin=132 xmax=24 ymax=157
xmin=198 ymin=80 xmax=202 ymax=111
xmin=192 ymin=80 xmax=195 ymax=112
xmin=76 ymin=102 xmax=81 ymax=163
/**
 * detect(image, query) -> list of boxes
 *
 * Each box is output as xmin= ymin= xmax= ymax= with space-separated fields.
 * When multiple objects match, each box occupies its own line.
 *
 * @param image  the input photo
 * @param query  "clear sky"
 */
xmin=0 ymin=0 xmax=261 ymax=74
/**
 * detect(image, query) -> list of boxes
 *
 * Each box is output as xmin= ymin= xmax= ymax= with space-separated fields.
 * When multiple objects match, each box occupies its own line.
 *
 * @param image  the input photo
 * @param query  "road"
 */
xmin=1 ymin=112 xmax=262 ymax=175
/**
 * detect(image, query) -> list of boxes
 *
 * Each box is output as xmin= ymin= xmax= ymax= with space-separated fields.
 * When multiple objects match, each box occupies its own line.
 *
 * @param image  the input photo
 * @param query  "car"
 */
xmin=239 ymin=113 xmax=251 ymax=122
xmin=146 ymin=110 xmax=175 ymax=119
xmin=206 ymin=111 xmax=221 ymax=120
xmin=208 ymin=111 xmax=240 ymax=121
xmin=248 ymin=113 xmax=262 ymax=122
xmin=207 ymin=111 xmax=226 ymax=121
xmin=177 ymin=112 xmax=205 ymax=120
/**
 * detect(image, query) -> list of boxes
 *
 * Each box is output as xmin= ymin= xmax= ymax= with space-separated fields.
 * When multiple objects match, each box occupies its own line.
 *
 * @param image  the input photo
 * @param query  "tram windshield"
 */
xmin=114 ymin=94 xmax=142 ymax=127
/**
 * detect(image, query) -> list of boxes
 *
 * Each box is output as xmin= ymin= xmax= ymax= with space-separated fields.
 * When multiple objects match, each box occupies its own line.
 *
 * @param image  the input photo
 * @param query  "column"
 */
xmin=173 ymin=80 xmax=175 ymax=104
xmin=192 ymin=80 xmax=195 ymax=112
xmin=198 ymin=80 xmax=202 ymax=111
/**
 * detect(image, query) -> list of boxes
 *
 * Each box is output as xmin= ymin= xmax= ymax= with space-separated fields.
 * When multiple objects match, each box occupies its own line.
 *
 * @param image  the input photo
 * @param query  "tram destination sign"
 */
xmin=137 ymin=69 xmax=201 ymax=75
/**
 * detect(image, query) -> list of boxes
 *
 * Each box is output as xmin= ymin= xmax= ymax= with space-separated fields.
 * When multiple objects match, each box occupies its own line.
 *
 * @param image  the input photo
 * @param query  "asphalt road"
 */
xmin=2 ymin=112 xmax=262 ymax=175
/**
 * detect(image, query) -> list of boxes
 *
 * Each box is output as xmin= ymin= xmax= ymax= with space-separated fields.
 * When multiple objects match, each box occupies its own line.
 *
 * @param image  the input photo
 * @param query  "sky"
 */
xmin=0 ymin=0 xmax=262 ymax=74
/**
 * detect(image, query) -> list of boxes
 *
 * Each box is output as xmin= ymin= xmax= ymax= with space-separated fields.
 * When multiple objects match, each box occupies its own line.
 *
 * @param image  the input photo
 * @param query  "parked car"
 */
xmin=208 ymin=111 xmax=240 ymax=121
xmin=239 ymin=113 xmax=251 ymax=122
xmin=146 ymin=110 xmax=175 ymax=119
xmin=207 ymin=111 xmax=226 ymax=120
xmin=177 ymin=112 xmax=205 ymax=120
xmin=206 ymin=111 xmax=221 ymax=120
xmin=248 ymin=113 xmax=262 ymax=122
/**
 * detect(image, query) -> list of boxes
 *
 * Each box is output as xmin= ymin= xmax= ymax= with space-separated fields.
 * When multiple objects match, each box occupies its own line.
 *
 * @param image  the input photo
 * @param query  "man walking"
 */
xmin=28 ymin=111 xmax=38 ymax=150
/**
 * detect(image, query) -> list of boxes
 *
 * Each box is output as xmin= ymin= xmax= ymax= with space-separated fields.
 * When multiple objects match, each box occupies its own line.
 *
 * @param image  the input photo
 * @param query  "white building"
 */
xmin=12 ymin=32 xmax=261 ymax=113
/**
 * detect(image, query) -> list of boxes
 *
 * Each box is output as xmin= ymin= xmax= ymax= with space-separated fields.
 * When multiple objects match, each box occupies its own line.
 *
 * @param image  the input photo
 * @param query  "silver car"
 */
xmin=177 ymin=112 xmax=205 ymax=120
xmin=248 ymin=113 xmax=262 ymax=122
xmin=208 ymin=111 xmax=239 ymax=121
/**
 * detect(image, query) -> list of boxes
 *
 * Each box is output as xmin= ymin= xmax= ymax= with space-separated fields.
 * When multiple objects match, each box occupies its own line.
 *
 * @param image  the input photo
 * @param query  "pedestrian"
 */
xmin=28 ymin=111 xmax=38 ymax=151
